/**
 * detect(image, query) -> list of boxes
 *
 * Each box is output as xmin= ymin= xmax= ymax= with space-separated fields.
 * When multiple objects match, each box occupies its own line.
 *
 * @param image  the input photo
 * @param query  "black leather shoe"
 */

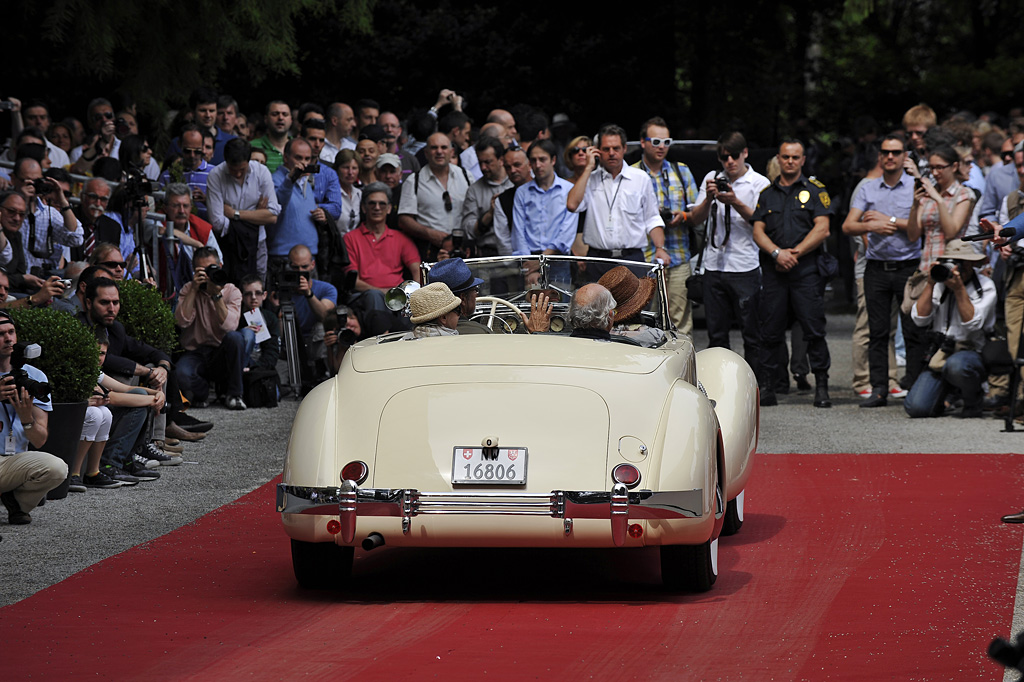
xmin=774 ymin=382 xmax=790 ymax=395
xmin=1 ymin=491 xmax=31 ymax=525
xmin=983 ymin=394 xmax=1008 ymax=411
xmin=813 ymin=384 xmax=832 ymax=408
xmin=1002 ymin=510 xmax=1024 ymax=523
xmin=795 ymin=374 xmax=812 ymax=391
xmin=760 ymin=390 xmax=778 ymax=407
xmin=859 ymin=392 xmax=887 ymax=408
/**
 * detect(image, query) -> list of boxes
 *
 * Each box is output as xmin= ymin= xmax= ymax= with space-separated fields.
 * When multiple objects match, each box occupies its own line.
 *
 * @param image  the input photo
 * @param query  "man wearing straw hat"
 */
xmin=406 ymin=282 xmax=462 ymax=339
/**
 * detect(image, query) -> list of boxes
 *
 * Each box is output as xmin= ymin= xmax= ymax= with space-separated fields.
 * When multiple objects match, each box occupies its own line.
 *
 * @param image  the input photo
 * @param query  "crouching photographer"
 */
xmin=904 ymin=240 xmax=997 ymax=418
xmin=269 ymin=244 xmax=337 ymax=390
xmin=323 ymin=303 xmax=409 ymax=375
xmin=0 ymin=311 xmax=66 ymax=528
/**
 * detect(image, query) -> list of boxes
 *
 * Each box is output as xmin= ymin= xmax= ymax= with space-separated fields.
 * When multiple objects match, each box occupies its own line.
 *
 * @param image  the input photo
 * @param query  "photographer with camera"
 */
xmin=0 ymin=311 xmax=66 ymax=527
xmin=173 ymin=248 xmax=246 ymax=410
xmin=688 ymin=131 xmax=771 ymax=369
xmin=268 ymin=138 xmax=341 ymax=272
xmin=272 ymin=244 xmax=337 ymax=386
xmin=6 ymin=158 xmax=83 ymax=292
xmin=904 ymin=239 xmax=996 ymax=418
xmin=69 ymin=98 xmax=121 ymax=175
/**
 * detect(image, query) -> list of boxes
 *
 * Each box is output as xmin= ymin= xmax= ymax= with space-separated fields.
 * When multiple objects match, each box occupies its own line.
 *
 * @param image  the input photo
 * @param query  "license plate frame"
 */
xmin=451 ymin=447 xmax=528 ymax=485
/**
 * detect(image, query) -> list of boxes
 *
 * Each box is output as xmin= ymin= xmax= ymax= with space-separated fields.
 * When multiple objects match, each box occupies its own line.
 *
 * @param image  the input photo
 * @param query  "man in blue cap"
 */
xmin=426 ymin=257 xmax=491 ymax=334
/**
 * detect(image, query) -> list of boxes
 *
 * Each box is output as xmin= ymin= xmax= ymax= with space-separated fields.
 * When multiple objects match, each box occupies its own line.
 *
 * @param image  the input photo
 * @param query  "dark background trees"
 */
xmin=6 ymin=0 xmax=1024 ymax=146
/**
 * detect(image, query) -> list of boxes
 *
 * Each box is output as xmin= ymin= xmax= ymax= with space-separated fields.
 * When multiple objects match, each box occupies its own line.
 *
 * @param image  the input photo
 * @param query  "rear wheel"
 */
xmin=722 ymin=490 xmax=745 ymax=536
xmin=291 ymin=539 xmax=353 ymax=590
xmin=660 ymin=538 xmax=718 ymax=592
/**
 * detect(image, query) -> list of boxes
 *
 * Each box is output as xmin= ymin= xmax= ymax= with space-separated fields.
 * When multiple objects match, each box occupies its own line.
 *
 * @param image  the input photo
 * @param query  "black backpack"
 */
xmin=243 ymin=368 xmax=280 ymax=408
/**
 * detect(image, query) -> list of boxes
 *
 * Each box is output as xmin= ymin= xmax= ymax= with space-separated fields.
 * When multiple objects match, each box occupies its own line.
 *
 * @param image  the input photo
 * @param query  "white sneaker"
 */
xmin=226 ymin=395 xmax=247 ymax=411
xmin=889 ymin=387 xmax=908 ymax=399
xmin=856 ymin=388 xmax=872 ymax=398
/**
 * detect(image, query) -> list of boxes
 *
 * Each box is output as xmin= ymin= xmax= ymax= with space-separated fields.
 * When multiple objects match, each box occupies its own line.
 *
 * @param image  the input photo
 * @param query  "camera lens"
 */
xmin=930 ymin=263 xmax=951 ymax=282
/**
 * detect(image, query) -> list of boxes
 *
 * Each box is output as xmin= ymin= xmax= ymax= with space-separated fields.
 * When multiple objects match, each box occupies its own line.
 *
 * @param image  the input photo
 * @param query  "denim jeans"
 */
xmin=175 ymin=331 xmax=246 ymax=401
xmin=102 ymin=388 xmax=151 ymax=468
xmin=904 ymin=350 xmax=985 ymax=417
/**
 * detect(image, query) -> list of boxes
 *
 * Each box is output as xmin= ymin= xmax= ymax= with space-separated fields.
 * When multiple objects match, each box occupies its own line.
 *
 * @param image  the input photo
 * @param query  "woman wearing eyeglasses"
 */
xmin=907 ymin=144 xmax=975 ymax=268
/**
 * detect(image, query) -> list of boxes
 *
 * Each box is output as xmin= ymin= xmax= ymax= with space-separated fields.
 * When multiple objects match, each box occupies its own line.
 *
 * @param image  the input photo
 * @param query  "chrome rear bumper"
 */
xmin=277 ymin=482 xmax=704 ymax=547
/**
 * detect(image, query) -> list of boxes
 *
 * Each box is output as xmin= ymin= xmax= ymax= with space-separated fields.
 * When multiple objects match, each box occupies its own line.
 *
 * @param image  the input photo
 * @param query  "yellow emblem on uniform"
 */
xmin=798 ymin=190 xmax=810 ymax=204
xmin=819 ymin=191 xmax=831 ymax=209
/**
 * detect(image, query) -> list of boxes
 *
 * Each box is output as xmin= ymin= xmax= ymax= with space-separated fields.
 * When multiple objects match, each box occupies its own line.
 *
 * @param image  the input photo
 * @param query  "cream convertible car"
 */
xmin=277 ymin=256 xmax=758 ymax=592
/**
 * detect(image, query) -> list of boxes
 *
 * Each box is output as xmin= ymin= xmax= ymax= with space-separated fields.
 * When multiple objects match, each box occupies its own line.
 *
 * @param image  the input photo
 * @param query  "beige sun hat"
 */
xmin=409 ymin=282 xmax=462 ymax=324
xmin=942 ymin=239 xmax=987 ymax=262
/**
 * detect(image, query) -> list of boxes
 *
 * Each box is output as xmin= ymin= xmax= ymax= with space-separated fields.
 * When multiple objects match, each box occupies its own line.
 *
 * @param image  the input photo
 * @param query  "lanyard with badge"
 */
xmin=602 ymin=172 xmax=624 ymax=237
xmin=1 ymin=401 xmax=17 ymax=455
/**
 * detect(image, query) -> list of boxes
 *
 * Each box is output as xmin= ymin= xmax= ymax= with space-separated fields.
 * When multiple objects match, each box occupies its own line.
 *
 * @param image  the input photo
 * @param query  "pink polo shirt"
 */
xmin=344 ymin=223 xmax=421 ymax=289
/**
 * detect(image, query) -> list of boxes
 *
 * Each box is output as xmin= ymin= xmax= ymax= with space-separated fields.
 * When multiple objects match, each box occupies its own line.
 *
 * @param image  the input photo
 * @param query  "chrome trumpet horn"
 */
xmin=384 ymin=280 xmax=421 ymax=312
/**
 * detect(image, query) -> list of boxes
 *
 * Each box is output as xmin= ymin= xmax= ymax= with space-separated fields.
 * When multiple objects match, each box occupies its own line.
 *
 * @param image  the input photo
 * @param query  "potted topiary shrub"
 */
xmin=8 ymin=307 xmax=100 ymax=499
xmin=116 ymin=279 xmax=178 ymax=355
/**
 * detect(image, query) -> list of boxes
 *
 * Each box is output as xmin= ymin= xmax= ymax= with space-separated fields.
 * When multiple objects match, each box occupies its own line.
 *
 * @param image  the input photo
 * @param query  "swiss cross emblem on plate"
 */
xmin=462 ymin=449 xmax=474 ymax=460
xmin=507 ymin=449 xmax=519 ymax=461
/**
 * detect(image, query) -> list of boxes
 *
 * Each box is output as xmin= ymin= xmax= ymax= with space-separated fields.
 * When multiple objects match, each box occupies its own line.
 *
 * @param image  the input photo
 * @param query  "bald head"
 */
xmin=569 ymin=284 xmax=616 ymax=331
xmin=426 ymin=132 xmax=453 ymax=171
xmin=488 ymin=109 xmax=518 ymax=141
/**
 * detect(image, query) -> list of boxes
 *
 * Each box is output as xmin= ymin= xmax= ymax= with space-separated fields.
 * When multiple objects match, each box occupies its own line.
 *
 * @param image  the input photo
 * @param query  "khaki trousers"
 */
xmin=0 ymin=451 xmax=68 ymax=512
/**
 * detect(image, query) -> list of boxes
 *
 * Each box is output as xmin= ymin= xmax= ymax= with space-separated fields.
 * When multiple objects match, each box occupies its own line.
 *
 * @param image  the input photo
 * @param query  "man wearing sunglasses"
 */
xmin=158 ymin=126 xmax=211 ymax=220
xmin=69 ymin=179 xmax=120 ymax=263
xmin=69 ymin=98 xmax=121 ymax=174
xmin=632 ymin=116 xmax=699 ymax=335
xmin=843 ymin=135 xmax=922 ymax=408
xmin=688 ymin=131 xmax=770 ymax=369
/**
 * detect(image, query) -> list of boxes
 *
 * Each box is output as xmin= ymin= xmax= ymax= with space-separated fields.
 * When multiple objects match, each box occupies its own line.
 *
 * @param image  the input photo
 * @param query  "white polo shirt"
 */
xmin=572 ymin=164 xmax=663 ymax=251
xmin=397 ymin=163 xmax=471 ymax=236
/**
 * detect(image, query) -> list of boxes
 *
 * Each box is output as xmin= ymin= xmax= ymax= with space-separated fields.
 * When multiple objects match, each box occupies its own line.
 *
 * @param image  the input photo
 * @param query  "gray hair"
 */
xmin=164 ymin=183 xmax=191 ymax=201
xmin=569 ymin=284 xmax=616 ymax=330
xmin=361 ymin=182 xmax=392 ymax=204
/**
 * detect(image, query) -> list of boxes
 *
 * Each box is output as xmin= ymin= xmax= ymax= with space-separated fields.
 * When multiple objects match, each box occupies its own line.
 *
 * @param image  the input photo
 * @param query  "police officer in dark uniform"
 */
xmin=752 ymin=139 xmax=833 ymax=408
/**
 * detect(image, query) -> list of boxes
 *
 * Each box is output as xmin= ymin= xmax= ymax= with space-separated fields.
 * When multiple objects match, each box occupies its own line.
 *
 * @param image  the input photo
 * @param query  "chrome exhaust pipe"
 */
xmin=362 ymin=532 xmax=386 ymax=551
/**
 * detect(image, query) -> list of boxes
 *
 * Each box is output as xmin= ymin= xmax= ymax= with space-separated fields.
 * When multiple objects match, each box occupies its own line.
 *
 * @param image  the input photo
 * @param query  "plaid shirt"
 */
xmin=917 ymin=181 xmax=974 ymax=268
xmin=633 ymin=159 xmax=698 ymax=266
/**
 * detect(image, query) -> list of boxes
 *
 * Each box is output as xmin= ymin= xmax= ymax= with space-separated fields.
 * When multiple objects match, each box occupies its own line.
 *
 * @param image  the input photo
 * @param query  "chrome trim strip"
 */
xmin=278 ymin=484 xmax=704 ymax=520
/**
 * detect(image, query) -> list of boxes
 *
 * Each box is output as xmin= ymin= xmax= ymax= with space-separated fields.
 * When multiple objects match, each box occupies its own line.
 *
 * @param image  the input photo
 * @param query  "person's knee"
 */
xmin=222 ymin=331 xmax=245 ymax=351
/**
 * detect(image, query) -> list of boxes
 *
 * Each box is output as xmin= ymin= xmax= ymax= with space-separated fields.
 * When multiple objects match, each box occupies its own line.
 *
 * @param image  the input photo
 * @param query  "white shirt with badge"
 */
xmin=572 ymin=164 xmax=663 ymax=251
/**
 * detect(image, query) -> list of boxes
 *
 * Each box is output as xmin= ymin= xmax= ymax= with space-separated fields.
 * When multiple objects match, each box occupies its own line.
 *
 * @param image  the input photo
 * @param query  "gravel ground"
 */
xmin=2 ymin=312 xmax=1021 ymax=609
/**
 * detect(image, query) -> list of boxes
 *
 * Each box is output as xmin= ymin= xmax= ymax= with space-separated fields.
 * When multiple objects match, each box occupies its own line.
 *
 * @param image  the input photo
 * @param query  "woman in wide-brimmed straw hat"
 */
xmin=406 ymin=282 xmax=462 ymax=338
xmin=597 ymin=266 xmax=667 ymax=347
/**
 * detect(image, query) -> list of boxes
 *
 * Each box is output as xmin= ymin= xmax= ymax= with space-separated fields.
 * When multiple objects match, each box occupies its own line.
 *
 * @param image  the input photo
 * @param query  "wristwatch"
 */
xmin=211 ymin=293 xmax=223 ymax=301
xmin=233 ymin=209 xmax=241 ymax=221
xmin=888 ymin=216 xmax=897 ymax=226
xmin=771 ymin=248 xmax=780 ymax=260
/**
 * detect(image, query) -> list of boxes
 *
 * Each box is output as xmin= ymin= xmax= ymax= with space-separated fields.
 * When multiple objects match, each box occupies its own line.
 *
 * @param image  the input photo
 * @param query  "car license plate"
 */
xmin=452 ymin=447 xmax=527 ymax=484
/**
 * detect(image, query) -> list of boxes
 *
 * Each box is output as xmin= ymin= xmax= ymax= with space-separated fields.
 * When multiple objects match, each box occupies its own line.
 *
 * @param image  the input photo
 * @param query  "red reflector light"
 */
xmin=341 ymin=461 xmax=368 ymax=485
xmin=612 ymin=463 xmax=641 ymax=488
xmin=628 ymin=523 xmax=643 ymax=538
xmin=326 ymin=520 xmax=341 ymax=535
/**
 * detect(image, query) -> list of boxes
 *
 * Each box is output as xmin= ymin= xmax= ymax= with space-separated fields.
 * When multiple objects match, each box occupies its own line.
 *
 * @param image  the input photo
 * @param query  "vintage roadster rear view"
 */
xmin=277 ymin=256 xmax=758 ymax=592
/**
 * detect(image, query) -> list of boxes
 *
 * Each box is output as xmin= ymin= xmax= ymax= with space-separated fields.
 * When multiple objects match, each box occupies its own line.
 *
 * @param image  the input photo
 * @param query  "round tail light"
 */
xmin=612 ymin=463 xmax=641 ymax=488
xmin=326 ymin=520 xmax=342 ymax=535
xmin=341 ymin=461 xmax=368 ymax=485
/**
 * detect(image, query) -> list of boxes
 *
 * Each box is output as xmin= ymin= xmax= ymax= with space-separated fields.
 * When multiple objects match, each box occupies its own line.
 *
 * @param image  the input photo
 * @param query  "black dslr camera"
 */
xmin=6 ymin=343 xmax=51 ymax=401
xmin=930 ymin=258 xmax=958 ymax=283
xmin=324 ymin=305 xmax=358 ymax=347
xmin=200 ymin=263 xmax=231 ymax=290
xmin=269 ymin=260 xmax=308 ymax=296
xmin=926 ymin=331 xmax=956 ymax=359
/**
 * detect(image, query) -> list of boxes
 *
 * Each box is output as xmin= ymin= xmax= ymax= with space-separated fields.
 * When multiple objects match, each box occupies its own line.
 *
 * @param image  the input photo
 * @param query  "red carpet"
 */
xmin=4 ymin=453 xmax=1022 ymax=681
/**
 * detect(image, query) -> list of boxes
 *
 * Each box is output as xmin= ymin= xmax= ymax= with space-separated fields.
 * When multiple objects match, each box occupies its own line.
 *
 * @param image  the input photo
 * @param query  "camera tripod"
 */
xmin=279 ymin=300 xmax=303 ymax=399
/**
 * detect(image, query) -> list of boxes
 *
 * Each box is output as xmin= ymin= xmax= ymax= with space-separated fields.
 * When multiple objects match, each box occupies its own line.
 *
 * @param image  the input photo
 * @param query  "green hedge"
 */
xmin=8 ymin=307 xmax=99 ymax=403
xmin=117 ymin=280 xmax=178 ymax=355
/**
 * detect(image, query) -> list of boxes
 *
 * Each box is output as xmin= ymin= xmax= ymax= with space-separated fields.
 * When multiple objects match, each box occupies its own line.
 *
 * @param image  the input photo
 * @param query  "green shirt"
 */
xmin=251 ymin=136 xmax=287 ymax=173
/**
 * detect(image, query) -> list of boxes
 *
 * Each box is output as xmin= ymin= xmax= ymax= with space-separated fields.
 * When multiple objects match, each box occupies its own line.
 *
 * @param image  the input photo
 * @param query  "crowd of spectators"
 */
xmin=1 ymin=86 xmax=1023 ymax=527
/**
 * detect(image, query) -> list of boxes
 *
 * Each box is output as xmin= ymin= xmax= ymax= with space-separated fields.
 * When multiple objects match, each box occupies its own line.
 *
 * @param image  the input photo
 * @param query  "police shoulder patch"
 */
xmin=818 ymin=191 xmax=831 ymax=209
